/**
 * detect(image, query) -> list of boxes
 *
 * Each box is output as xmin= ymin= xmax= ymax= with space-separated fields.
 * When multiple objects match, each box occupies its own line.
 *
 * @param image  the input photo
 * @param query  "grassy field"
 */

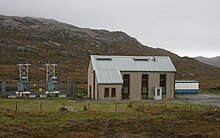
xmin=200 ymin=90 xmax=220 ymax=95
xmin=0 ymin=98 xmax=219 ymax=138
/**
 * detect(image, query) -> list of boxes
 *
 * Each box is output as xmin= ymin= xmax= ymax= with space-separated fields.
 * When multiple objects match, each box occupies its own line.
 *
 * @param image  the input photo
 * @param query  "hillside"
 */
xmin=195 ymin=56 xmax=220 ymax=68
xmin=1 ymin=15 xmax=220 ymax=89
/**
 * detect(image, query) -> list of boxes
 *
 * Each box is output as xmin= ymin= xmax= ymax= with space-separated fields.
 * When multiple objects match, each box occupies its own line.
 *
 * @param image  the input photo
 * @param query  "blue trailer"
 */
xmin=175 ymin=80 xmax=199 ymax=94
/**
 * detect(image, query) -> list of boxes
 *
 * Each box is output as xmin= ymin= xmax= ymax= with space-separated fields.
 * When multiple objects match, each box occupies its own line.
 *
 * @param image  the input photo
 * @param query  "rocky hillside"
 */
xmin=195 ymin=56 xmax=220 ymax=68
xmin=1 ymin=15 xmax=220 ymax=89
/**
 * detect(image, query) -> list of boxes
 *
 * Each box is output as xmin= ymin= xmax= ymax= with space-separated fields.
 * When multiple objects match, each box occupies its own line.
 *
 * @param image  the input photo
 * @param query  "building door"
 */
xmin=122 ymin=74 xmax=130 ymax=99
xmin=141 ymin=74 xmax=148 ymax=99
xmin=153 ymin=87 xmax=162 ymax=100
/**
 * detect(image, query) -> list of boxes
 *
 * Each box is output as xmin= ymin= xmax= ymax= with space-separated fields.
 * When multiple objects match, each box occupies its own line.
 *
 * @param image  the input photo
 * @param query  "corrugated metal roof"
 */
xmin=91 ymin=55 xmax=176 ymax=72
xmin=96 ymin=69 xmax=123 ymax=84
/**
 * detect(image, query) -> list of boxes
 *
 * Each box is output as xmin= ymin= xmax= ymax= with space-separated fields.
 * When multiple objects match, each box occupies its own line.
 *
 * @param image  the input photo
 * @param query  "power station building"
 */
xmin=88 ymin=55 xmax=176 ymax=100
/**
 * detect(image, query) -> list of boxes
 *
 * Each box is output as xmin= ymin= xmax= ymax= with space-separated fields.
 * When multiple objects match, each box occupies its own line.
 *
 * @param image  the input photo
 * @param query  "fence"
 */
xmin=0 ymin=100 xmax=217 ymax=113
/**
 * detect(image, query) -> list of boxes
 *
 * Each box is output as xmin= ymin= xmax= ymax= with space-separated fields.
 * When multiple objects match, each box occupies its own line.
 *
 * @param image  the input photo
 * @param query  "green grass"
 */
xmin=0 ymin=99 xmax=219 ymax=137
xmin=76 ymin=88 xmax=87 ymax=96
xmin=200 ymin=89 xmax=220 ymax=95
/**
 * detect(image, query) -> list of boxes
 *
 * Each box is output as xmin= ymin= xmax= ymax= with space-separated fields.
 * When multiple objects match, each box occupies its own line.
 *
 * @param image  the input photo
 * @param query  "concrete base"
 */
xmin=16 ymin=91 xmax=31 ymax=98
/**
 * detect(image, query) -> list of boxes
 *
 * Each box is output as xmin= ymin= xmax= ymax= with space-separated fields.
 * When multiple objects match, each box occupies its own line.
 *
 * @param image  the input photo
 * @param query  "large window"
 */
xmin=141 ymin=74 xmax=148 ymax=99
xmin=122 ymin=74 xmax=130 ymax=99
xmin=104 ymin=88 xmax=109 ymax=97
xmin=160 ymin=74 xmax=166 ymax=95
xmin=111 ymin=88 xmax=116 ymax=97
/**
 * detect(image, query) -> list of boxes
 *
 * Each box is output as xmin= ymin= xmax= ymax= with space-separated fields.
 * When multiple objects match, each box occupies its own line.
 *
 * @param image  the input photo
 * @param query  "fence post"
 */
xmin=40 ymin=102 xmax=42 ymax=111
xmin=115 ymin=103 xmax=117 ymax=112
xmin=16 ymin=102 xmax=17 ymax=111
xmin=88 ymin=103 xmax=90 ymax=110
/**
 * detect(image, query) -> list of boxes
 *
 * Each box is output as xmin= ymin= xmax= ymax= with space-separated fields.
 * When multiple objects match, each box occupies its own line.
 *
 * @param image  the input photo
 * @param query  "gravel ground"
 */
xmin=175 ymin=94 xmax=220 ymax=106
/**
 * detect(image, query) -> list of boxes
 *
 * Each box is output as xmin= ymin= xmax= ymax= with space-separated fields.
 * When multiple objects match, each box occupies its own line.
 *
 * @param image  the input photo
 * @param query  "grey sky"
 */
xmin=0 ymin=0 xmax=220 ymax=57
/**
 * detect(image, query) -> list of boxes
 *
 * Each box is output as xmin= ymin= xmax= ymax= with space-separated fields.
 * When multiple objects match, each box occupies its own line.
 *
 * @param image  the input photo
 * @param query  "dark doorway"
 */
xmin=104 ymin=88 xmax=109 ymax=97
xmin=122 ymin=74 xmax=130 ymax=99
xmin=111 ymin=88 xmax=116 ymax=97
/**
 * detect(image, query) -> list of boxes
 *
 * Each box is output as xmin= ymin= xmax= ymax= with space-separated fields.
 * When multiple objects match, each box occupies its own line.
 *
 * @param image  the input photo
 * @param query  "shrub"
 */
xmin=84 ymin=105 xmax=87 ymax=111
xmin=128 ymin=102 xmax=132 ymax=108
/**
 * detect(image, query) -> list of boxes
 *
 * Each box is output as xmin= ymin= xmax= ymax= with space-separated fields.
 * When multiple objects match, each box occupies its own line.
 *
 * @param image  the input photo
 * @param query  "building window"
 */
xmin=157 ymin=89 xmax=160 ymax=96
xmin=89 ymin=85 xmax=91 ymax=98
xmin=104 ymin=88 xmax=109 ymax=97
xmin=160 ymin=74 xmax=166 ymax=95
xmin=122 ymin=74 xmax=130 ymax=99
xmin=111 ymin=88 xmax=116 ymax=97
xmin=141 ymin=74 xmax=148 ymax=99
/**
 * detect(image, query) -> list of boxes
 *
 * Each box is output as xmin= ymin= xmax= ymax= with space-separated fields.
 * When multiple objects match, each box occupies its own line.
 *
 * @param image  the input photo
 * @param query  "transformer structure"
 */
xmin=66 ymin=80 xmax=76 ymax=97
xmin=45 ymin=64 xmax=59 ymax=97
xmin=0 ymin=80 xmax=6 ymax=97
xmin=16 ymin=64 xmax=31 ymax=97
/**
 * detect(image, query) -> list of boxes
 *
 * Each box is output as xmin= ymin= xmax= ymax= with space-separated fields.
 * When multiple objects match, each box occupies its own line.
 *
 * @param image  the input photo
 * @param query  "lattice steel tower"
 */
xmin=16 ymin=64 xmax=31 ymax=97
xmin=45 ymin=64 xmax=59 ymax=97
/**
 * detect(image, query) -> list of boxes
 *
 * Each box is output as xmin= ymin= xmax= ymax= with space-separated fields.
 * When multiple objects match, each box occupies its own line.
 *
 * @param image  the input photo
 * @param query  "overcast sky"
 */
xmin=0 ymin=0 xmax=220 ymax=57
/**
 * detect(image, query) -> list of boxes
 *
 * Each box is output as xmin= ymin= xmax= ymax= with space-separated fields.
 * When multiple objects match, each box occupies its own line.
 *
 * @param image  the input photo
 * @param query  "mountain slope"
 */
xmin=1 ymin=15 xmax=220 ymax=89
xmin=195 ymin=56 xmax=220 ymax=68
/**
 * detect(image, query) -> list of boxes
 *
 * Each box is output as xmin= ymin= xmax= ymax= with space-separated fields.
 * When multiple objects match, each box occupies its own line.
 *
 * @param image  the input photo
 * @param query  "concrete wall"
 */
xmin=88 ymin=62 xmax=100 ymax=100
xmin=87 ymin=61 xmax=94 ymax=99
xmin=97 ymin=85 xmax=122 ymax=100
xmin=166 ymin=73 xmax=175 ymax=99
xmin=120 ymin=72 xmax=141 ymax=99
xmin=120 ymin=72 xmax=175 ymax=99
xmin=148 ymin=73 xmax=160 ymax=99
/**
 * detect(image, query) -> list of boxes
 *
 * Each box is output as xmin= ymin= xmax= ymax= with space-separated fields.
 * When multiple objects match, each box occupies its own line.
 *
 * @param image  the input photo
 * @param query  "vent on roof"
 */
xmin=133 ymin=57 xmax=149 ymax=61
xmin=151 ymin=56 xmax=157 ymax=61
xmin=96 ymin=57 xmax=112 ymax=60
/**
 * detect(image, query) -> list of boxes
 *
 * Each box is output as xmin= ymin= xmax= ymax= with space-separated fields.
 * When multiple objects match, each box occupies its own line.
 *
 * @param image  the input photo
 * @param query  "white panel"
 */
xmin=175 ymin=82 xmax=199 ymax=90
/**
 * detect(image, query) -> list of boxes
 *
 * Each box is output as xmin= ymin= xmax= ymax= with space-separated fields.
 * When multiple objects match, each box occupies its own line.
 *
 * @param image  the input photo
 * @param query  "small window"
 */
xmin=104 ymin=88 xmax=109 ymax=97
xmin=133 ymin=57 xmax=149 ymax=61
xmin=96 ymin=57 xmax=112 ymax=60
xmin=111 ymin=88 xmax=116 ymax=97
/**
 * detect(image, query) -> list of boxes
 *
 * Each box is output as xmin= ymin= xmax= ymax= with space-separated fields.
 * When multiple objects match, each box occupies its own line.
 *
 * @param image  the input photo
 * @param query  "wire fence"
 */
xmin=0 ymin=100 xmax=218 ymax=113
